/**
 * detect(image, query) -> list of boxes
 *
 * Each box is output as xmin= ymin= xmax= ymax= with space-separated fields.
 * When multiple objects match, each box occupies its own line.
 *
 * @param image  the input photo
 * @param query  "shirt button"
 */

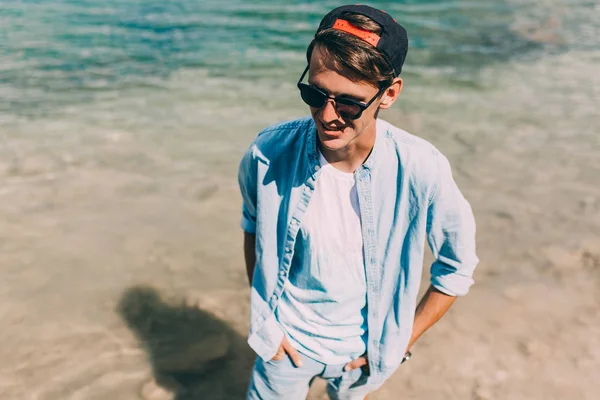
xmin=291 ymin=219 xmax=298 ymax=226
xmin=270 ymin=294 xmax=278 ymax=303
xmin=285 ymin=246 xmax=292 ymax=253
xmin=279 ymin=270 xmax=286 ymax=278
xmin=314 ymin=165 xmax=320 ymax=171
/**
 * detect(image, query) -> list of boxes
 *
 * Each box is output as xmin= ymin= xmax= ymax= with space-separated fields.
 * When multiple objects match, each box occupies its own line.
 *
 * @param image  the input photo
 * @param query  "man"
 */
xmin=238 ymin=5 xmax=478 ymax=399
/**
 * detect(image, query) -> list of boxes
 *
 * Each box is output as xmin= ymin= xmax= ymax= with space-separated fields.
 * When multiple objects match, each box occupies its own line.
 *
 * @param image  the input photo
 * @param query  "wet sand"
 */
xmin=1 ymin=106 xmax=599 ymax=400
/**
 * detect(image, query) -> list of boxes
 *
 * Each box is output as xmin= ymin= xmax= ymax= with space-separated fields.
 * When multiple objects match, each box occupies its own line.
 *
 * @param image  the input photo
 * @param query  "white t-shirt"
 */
xmin=276 ymin=151 xmax=368 ymax=364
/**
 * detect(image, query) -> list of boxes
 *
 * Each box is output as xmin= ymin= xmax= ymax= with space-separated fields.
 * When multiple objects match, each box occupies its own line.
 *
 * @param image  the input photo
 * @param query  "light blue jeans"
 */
xmin=246 ymin=353 xmax=375 ymax=400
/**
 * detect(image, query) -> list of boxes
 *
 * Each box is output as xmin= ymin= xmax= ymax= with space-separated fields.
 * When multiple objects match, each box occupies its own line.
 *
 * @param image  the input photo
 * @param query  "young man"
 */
xmin=238 ymin=5 xmax=478 ymax=399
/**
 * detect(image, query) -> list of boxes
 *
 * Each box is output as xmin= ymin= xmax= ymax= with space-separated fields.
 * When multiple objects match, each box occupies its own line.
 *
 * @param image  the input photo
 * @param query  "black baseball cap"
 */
xmin=316 ymin=5 xmax=409 ymax=76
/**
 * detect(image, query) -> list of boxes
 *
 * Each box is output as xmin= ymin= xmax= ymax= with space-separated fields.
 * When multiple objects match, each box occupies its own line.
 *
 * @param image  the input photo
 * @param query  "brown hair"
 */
xmin=306 ymin=12 xmax=395 ymax=89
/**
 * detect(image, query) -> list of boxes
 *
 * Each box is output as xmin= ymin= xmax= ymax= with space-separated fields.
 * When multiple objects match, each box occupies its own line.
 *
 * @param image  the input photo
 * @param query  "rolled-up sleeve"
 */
xmin=427 ymin=152 xmax=479 ymax=296
xmin=238 ymin=145 xmax=258 ymax=234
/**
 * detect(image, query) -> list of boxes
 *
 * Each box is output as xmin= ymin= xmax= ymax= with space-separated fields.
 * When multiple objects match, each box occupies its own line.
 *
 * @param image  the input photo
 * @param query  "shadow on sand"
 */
xmin=117 ymin=285 xmax=255 ymax=399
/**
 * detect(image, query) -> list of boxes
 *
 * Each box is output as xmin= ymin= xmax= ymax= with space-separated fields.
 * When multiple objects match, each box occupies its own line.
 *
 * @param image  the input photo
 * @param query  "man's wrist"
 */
xmin=401 ymin=351 xmax=412 ymax=364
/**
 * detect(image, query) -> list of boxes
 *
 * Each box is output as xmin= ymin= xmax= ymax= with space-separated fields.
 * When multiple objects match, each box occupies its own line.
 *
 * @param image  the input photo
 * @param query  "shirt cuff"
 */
xmin=248 ymin=312 xmax=284 ymax=361
xmin=241 ymin=215 xmax=256 ymax=234
xmin=430 ymin=262 xmax=475 ymax=296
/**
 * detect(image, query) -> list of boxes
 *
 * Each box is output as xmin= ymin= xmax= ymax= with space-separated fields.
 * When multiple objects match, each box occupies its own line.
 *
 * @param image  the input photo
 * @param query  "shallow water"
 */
xmin=1 ymin=0 xmax=599 ymax=399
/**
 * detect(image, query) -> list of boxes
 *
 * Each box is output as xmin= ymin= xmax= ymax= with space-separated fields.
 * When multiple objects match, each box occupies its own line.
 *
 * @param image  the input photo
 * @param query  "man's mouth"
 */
xmin=319 ymin=122 xmax=345 ymax=136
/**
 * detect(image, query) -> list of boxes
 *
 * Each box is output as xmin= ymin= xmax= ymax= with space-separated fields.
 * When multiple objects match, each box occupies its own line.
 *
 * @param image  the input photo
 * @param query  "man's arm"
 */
xmin=412 ymin=153 xmax=477 ymax=349
xmin=239 ymin=142 xmax=260 ymax=287
xmin=407 ymin=285 xmax=455 ymax=351
xmin=243 ymin=231 xmax=256 ymax=286
xmin=344 ymin=285 xmax=457 ymax=372
xmin=409 ymin=152 xmax=477 ymax=349
xmin=426 ymin=152 xmax=478 ymax=297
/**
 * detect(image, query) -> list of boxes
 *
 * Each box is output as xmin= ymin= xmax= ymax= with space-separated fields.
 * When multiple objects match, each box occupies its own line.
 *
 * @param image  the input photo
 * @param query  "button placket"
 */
xmin=356 ymin=167 xmax=383 ymax=372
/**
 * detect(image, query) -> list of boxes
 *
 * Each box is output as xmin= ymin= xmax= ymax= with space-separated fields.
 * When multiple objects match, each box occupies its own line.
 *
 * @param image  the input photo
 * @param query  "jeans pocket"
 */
xmin=348 ymin=367 xmax=369 ymax=389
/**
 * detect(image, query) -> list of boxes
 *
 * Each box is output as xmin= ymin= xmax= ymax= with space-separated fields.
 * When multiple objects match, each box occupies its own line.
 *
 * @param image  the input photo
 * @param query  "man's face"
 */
xmin=306 ymin=47 xmax=383 ymax=153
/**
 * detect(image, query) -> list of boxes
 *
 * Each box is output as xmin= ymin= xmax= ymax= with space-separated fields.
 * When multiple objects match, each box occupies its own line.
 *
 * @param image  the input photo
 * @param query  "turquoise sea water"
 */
xmin=0 ymin=1 xmax=599 ymax=399
xmin=1 ymin=0 xmax=595 ymax=116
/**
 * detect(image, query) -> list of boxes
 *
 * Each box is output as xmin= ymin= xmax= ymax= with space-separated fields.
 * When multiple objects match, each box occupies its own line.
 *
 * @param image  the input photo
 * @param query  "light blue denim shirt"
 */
xmin=238 ymin=116 xmax=478 ymax=387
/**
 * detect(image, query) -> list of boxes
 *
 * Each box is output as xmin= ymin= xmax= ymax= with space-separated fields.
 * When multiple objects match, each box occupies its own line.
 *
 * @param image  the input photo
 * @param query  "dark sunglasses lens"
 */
xmin=334 ymin=99 xmax=362 ymax=119
xmin=298 ymin=84 xmax=364 ymax=119
xmin=299 ymin=84 xmax=326 ymax=108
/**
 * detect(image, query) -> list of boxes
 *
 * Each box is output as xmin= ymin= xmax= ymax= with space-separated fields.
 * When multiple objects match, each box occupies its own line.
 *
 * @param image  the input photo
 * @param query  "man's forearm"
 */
xmin=243 ymin=232 xmax=257 ymax=286
xmin=407 ymin=285 xmax=456 ymax=351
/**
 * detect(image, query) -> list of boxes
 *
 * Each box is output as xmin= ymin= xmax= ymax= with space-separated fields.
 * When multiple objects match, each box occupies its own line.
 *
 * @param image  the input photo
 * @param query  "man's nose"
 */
xmin=320 ymin=99 xmax=340 ymax=122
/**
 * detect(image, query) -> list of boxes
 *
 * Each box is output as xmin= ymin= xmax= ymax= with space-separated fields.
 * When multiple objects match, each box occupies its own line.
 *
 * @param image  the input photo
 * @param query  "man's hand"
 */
xmin=271 ymin=336 xmax=304 ymax=367
xmin=344 ymin=353 xmax=368 ymax=372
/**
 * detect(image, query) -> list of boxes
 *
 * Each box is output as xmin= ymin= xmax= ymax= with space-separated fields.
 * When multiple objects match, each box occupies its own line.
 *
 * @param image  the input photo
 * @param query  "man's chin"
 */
xmin=319 ymin=140 xmax=348 ymax=153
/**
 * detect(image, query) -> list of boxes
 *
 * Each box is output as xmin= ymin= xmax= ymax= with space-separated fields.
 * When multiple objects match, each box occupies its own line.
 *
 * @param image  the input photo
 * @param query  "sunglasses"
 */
xmin=297 ymin=66 xmax=387 ymax=120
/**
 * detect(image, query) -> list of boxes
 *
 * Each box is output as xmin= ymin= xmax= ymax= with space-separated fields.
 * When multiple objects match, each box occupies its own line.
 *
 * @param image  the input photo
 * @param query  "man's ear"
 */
xmin=379 ymin=78 xmax=403 ymax=109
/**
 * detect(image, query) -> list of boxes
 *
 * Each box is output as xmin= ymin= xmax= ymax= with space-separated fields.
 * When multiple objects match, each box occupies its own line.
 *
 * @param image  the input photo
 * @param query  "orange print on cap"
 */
xmin=332 ymin=19 xmax=380 ymax=46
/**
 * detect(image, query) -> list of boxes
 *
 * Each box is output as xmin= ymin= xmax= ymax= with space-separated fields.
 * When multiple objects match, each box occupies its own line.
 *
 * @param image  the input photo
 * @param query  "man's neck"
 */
xmin=319 ymin=130 xmax=376 ymax=174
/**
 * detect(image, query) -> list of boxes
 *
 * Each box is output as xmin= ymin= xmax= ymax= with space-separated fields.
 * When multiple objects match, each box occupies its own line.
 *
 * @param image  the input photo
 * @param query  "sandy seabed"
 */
xmin=1 ymin=126 xmax=599 ymax=400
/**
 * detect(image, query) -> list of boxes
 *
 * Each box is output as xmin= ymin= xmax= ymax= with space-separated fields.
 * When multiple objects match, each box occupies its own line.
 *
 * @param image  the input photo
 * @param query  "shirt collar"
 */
xmin=362 ymin=118 xmax=385 ymax=171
